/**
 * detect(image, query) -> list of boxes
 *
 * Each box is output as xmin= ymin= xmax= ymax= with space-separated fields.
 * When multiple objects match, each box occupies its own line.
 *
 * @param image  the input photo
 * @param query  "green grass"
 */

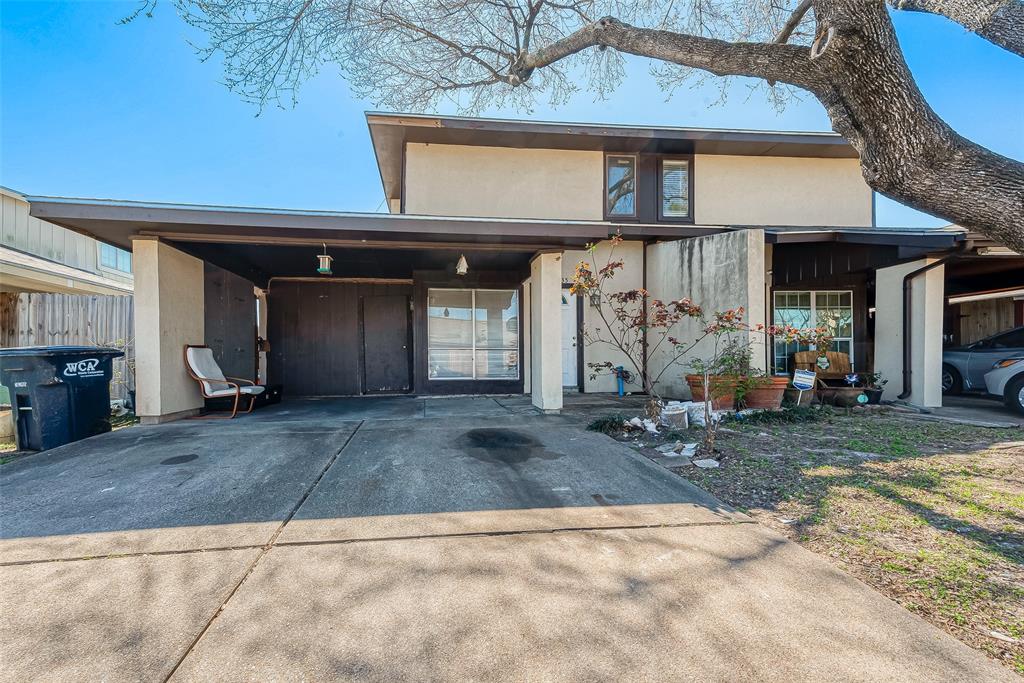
xmin=587 ymin=413 xmax=629 ymax=436
xmin=669 ymin=411 xmax=1023 ymax=675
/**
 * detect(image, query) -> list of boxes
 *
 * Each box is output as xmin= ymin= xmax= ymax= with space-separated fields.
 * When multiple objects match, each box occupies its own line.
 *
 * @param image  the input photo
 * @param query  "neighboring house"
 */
xmin=25 ymin=113 xmax=1018 ymax=424
xmin=0 ymin=186 xmax=135 ymax=403
xmin=1 ymin=186 xmax=133 ymax=296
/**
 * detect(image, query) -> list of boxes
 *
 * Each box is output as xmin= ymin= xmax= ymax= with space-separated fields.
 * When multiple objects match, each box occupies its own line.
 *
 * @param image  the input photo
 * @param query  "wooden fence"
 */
xmin=0 ymin=292 xmax=135 ymax=400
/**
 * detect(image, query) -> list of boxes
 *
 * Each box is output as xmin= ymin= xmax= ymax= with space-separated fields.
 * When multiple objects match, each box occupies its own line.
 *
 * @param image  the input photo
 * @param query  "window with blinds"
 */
xmin=660 ymin=159 xmax=690 ymax=219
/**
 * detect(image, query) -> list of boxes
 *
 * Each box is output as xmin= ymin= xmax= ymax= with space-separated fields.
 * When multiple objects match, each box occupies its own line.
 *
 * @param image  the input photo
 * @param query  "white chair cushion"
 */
xmin=205 ymin=385 xmax=265 ymax=398
xmin=186 ymin=347 xmax=231 ymax=394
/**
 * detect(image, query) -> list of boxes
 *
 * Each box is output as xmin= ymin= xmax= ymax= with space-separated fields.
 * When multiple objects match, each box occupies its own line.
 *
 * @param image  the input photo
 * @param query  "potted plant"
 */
xmin=861 ymin=372 xmax=887 ymax=404
xmin=687 ymin=338 xmax=786 ymax=411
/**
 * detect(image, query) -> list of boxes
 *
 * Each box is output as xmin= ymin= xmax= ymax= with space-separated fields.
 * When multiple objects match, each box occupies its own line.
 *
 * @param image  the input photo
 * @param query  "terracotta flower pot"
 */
xmin=741 ymin=376 xmax=790 ymax=410
xmin=686 ymin=375 xmax=737 ymax=410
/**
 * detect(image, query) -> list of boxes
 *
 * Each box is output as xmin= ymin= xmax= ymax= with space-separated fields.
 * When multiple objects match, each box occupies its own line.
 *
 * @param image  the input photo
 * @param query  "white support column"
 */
xmin=874 ymin=259 xmax=946 ymax=407
xmin=530 ymin=252 xmax=563 ymax=412
xmin=133 ymin=238 xmax=206 ymax=424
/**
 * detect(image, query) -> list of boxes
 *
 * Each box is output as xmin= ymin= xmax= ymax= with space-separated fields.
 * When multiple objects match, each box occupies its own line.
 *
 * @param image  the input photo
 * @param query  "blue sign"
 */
xmin=793 ymin=369 xmax=816 ymax=391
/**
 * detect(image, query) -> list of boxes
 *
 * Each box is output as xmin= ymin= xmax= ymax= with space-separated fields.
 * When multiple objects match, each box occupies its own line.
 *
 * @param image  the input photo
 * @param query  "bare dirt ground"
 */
xmin=601 ymin=408 xmax=1023 ymax=675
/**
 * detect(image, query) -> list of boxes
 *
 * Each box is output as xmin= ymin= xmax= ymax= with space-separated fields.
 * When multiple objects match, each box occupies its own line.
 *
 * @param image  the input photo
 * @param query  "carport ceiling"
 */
xmin=173 ymin=242 xmax=536 ymax=286
xmin=945 ymin=256 xmax=1024 ymax=296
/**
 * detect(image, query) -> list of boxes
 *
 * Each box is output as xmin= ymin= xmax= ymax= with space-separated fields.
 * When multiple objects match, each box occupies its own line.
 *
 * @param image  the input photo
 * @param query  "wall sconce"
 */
xmin=316 ymin=243 xmax=333 ymax=275
xmin=589 ymin=292 xmax=601 ymax=308
xmin=456 ymin=254 xmax=469 ymax=276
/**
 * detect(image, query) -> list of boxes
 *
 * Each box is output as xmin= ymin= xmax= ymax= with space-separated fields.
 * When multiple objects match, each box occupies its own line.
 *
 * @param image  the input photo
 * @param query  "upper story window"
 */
xmin=659 ymin=158 xmax=691 ymax=220
xmin=604 ymin=153 xmax=694 ymax=222
xmin=605 ymin=155 xmax=636 ymax=218
xmin=99 ymin=243 xmax=132 ymax=274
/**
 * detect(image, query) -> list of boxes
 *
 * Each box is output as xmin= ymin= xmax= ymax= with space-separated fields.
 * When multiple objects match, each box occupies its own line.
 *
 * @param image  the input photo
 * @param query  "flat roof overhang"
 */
xmin=764 ymin=226 xmax=963 ymax=250
xmin=366 ymin=111 xmax=859 ymax=205
xmin=26 ymin=196 xmax=726 ymax=252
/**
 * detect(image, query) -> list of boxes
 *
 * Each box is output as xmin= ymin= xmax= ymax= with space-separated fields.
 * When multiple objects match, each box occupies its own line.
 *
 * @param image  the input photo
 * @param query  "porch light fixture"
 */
xmin=589 ymin=292 xmax=601 ymax=308
xmin=316 ymin=243 xmax=333 ymax=275
xmin=455 ymin=253 xmax=469 ymax=276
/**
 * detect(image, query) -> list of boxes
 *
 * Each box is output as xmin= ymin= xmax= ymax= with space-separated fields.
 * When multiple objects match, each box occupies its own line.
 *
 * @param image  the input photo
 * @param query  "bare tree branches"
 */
xmin=163 ymin=0 xmax=1024 ymax=249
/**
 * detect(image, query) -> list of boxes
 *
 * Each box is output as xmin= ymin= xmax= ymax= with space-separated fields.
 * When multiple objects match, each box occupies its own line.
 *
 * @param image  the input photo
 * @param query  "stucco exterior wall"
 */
xmin=133 ymin=239 xmax=205 ymax=422
xmin=563 ymin=240 xmax=646 ymax=394
xmin=645 ymin=230 xmax=767 ymax=400
xmin=404 ymin=143 xmax=603 ymax=220
xmin=694 ymin=155 xmax=872 ymax=226
xmin=874 ymin=259 xmax=945 ymax=407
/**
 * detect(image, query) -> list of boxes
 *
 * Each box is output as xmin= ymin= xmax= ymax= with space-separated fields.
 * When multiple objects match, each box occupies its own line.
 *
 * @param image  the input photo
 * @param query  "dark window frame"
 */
xmin=604 ymin=153 xmax=638 ymax=220
xmin=657 ymin=154 xmax=695 ymax=223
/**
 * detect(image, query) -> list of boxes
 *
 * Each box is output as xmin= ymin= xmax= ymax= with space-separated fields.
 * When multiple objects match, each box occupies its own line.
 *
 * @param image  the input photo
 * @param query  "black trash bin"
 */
xmin=0 ymin=346 xmax=124 ymax=451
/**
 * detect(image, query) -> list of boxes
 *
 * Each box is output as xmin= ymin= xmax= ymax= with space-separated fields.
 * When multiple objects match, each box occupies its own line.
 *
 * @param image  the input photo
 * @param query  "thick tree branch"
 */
xmin=514 ymin=17 xmax=826 ymax=90
xmin=813 ymin=0 xmax=1024 ymax=251
xmin=890 ymin=0 xmax=1024 ymax=57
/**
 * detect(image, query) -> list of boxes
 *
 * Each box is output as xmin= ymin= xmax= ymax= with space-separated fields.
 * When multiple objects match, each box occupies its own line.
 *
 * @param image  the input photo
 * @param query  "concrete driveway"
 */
xmin=0 ymin=397 xmax=1014 ymax=682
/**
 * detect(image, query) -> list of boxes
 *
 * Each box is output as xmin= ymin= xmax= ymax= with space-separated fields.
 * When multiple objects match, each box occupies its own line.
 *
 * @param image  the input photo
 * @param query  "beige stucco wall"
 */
xmin=874 ymin=259 xmax=945 ymax=407
xmin=645 ymin=230 xmax=767 ymax=400
xmin=694 ymin=155 xmax=872 ymax=226
xmin=404 ymin=143 xmax=603 ymax=220
xmin=562 ymin=240 xmax=646 ymax=393
xmin=133 ymin=239 xmax=205 ymax=422
xmin=403 ymin=144 xmax=871 ymax=226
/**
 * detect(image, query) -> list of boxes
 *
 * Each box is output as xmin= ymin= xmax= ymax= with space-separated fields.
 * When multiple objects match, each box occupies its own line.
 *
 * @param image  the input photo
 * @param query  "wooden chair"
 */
xmin=792 ymin=350 xmax=853 ymax=387
xmin=184 ymin=345 xmax=265 ymax=418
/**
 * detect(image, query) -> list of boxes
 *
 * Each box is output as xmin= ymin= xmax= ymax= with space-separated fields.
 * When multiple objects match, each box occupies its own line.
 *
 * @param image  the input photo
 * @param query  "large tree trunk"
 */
xmin=812 ymin=1 xmax=1024 ymax=250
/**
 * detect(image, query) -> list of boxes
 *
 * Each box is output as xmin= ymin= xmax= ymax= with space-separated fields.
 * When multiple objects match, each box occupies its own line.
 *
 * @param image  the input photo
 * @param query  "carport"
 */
xmin=26 ymin=197 xmax=693 ymax=423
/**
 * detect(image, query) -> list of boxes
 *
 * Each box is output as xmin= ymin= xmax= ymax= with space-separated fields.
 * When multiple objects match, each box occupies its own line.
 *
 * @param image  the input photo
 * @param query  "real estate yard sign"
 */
xmin=792 ymin=369 xmax=816 ymax=391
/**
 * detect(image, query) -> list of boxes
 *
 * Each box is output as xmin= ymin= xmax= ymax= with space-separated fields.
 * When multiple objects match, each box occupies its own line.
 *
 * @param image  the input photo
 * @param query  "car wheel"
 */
xmin=1005 ymin=375 xmax=1024 ymax=415
xmin=941 ymin=364 xmax=962 ymax=395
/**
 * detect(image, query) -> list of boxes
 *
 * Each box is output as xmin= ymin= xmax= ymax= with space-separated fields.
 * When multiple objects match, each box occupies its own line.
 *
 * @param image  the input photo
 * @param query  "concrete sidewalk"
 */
xmin=0 ymin=398 xmax=1015 ymax=681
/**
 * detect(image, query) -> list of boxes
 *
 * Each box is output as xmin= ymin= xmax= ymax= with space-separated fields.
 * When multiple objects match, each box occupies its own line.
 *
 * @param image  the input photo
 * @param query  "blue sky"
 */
xmin=2 ymin=1 xmax=1021 ymax=226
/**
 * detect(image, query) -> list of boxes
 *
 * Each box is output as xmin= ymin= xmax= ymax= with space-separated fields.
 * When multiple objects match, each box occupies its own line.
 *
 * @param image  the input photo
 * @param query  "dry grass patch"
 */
xmin=657 ymin=412 xmax=1023 ymax=675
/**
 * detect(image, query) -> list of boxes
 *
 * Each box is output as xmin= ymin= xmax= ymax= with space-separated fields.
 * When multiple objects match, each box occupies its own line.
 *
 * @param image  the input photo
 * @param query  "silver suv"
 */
xmin=943 ymin=325 xmax=1024 ymax=394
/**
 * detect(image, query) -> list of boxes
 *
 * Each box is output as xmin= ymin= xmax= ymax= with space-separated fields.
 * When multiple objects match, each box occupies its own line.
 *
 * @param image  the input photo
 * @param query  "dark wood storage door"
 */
xmin=268 ymin=281 xmax=361 ymax=396
xmin=362 ymin=294 xmax=411 ymax=393
xmin=204 ymin=263 xmax=257 ymax=380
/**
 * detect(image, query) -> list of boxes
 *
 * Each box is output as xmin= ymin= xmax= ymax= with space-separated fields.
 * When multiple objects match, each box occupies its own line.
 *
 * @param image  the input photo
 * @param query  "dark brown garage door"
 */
xmin=268 ymin=280 xmax=411 ymax=396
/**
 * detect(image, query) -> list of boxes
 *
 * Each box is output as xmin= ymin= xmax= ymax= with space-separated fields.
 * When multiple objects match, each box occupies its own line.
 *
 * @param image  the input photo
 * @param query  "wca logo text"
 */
xmin=63 ymin=358 xmax=103 ymax=378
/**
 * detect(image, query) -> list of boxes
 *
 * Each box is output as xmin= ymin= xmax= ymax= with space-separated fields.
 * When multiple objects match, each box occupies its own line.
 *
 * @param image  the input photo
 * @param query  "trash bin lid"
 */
xmin=0 ymin=345 xmax=125 ymax=358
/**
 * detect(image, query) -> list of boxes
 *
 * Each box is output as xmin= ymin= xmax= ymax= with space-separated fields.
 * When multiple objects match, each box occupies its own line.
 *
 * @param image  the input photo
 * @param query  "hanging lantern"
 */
xmin=316 ymin=243 xmax=333 ymax=275
xmin=455 ymin=253 xmax=469 ymax=276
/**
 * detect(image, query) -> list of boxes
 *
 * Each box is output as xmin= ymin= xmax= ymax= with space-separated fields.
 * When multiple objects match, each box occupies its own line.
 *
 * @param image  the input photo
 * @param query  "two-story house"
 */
xmin=25 ymin=113 xmax=970 ymax=424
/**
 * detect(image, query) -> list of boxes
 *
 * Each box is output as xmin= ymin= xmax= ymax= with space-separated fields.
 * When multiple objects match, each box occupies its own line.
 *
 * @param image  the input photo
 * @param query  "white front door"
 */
xmin=561 ymin=291 xmax=578 ymax=387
